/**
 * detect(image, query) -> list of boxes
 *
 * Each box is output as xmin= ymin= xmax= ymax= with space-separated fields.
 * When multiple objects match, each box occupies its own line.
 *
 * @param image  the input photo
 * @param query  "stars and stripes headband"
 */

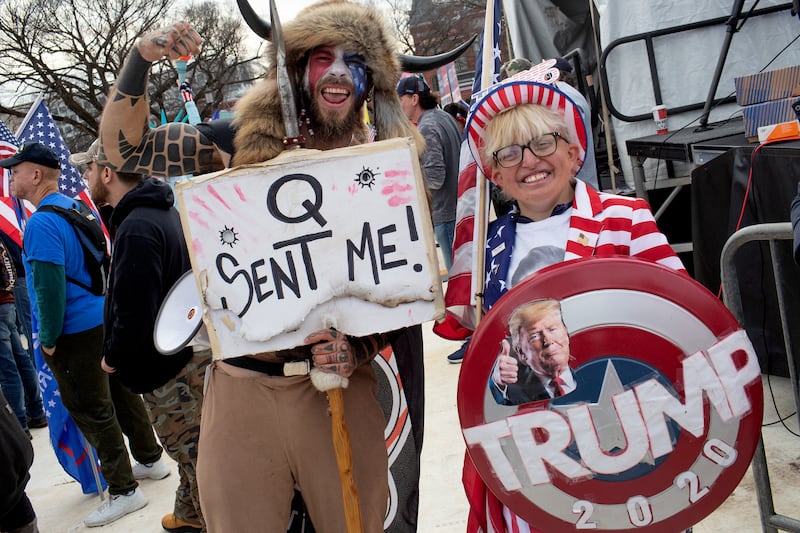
xmin=465 ymin=63 xmax=588 ymax=179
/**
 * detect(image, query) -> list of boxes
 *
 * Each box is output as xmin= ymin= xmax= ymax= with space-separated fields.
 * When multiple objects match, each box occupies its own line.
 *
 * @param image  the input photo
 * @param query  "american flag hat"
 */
xmin=465 ymin=66 xmax=587 ymax=179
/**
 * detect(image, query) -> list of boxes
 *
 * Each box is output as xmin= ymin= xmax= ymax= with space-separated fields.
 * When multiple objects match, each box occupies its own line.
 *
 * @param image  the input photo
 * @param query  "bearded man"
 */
xmin=98 ymin=1 xmax=467 ymax=530
xmin=70 ymin=141 xmax=209 ymax=533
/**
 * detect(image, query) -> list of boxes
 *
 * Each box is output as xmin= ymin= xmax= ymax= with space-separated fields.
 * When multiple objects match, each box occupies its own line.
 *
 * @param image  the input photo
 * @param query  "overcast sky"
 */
xmin=217 ymin=0 xmax=332 ymax=23
xmin=215 ymin=0 xmax=368 ymax=53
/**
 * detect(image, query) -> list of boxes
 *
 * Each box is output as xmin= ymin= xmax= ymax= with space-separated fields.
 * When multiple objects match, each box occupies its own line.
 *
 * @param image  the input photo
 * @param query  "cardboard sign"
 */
xmin=458 ymin=257 xmax=763 ymax=532
xmin=175 ymin=138 xmax=444 ymax=358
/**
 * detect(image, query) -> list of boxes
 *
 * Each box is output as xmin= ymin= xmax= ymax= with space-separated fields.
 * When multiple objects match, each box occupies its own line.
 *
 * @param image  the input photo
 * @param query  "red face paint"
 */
xmin=306 ymin=46 xmax=341 ymax=96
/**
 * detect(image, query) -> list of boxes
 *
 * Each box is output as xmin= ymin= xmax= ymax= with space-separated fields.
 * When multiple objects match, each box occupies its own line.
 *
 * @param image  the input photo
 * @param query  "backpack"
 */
xmin=37 ymin=200 xmax=109 ymax=296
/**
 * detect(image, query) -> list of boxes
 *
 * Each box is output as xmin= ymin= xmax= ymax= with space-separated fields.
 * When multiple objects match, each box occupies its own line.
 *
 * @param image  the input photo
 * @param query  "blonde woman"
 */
xmin=460 ymin=73 xmax=687 ymax=532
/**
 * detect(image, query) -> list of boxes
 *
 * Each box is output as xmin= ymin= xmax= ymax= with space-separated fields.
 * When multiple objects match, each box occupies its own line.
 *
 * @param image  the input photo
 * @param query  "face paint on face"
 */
xmin=303 ymin=45 xmax=364 ymax=139
xmin=344 ymin=53 xmax=367 ymax=102
xmin=305 ymin=46 xmax=351 ymax=98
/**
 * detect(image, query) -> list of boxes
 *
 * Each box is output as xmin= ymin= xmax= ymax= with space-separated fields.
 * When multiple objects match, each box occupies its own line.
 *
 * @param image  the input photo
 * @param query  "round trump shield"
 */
xmin=458 ymin=257 xmax=763 ymax=532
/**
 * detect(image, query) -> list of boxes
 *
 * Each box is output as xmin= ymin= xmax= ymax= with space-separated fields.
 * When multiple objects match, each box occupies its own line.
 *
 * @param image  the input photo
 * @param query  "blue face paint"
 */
xmin=345 ymin=54 xmax=368 ymax=101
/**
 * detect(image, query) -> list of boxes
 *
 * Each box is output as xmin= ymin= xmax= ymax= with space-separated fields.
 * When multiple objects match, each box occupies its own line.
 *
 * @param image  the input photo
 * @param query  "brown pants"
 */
xmin=197 ymin=361 xmax=388 ymax=533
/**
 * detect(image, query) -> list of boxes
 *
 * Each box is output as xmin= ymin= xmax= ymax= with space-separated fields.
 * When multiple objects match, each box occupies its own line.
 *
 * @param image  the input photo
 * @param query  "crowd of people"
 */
xmin=0 ymin=1 xmax=691 ymax=532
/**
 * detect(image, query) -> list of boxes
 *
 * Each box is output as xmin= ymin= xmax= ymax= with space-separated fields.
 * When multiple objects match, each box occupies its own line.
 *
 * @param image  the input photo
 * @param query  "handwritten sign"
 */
xmin=175 ymin=138 xmax=444 ymax=358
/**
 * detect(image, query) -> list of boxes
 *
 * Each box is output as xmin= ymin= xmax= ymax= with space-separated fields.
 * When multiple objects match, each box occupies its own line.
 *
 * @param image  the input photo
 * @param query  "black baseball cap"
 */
xmin=0 ymin=142 xmax=61 ymax=169
xmin=396 ymin=76 xmax=431 ymax=97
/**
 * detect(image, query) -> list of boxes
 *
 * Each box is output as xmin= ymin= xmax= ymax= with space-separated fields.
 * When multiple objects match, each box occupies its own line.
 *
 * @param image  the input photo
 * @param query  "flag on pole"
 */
xmin=436 ymin=62 xmax=463 ymax=106
xmin=433 ymin=1 xmax=506 ymax=532
xmin=14 ymin=97 xmax=107 ymax=495
xmin=0 ymin=120 xmax=28 ymax=247
xmin=0 ymin=120 xmax=17 ymax=195
xmin=15 ymin=97 xmax=103 ymax=216
xmin=32 ymin=312 xmax=106 ymax=495
xmin=433 ymin=0 xmax=502 ymax=341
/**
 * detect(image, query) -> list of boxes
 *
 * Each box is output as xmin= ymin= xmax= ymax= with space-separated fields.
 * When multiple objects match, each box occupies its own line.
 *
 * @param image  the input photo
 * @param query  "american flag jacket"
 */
xmin=482 ymin=179 xmax=687 ymax=312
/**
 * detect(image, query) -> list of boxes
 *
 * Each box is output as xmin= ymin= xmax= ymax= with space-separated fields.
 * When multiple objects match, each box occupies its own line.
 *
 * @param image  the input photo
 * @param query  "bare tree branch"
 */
xmin=0 ymin=0 xmax=259 ymax=149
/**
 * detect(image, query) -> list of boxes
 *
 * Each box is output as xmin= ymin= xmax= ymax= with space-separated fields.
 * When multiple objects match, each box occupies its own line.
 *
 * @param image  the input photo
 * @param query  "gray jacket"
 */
xmin=418 ymin=108 xmax=462 ymax=225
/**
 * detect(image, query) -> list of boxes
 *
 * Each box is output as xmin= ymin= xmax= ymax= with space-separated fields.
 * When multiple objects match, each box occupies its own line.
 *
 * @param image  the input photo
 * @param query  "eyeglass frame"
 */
xmin=491 ymin=132 xmax=565 ymax=168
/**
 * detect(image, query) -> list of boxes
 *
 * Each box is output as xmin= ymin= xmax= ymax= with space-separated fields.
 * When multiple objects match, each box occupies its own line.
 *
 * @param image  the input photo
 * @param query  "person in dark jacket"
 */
xmin=72 ymin=141 xmax=210 ymax=533
xmin=0 ymin=389 xmax=39 ymax=533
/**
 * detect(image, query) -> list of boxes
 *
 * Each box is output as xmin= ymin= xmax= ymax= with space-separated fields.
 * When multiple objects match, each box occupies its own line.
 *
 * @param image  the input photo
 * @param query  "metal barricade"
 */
xmin=720 ymin=222 xmax=800 ymax=533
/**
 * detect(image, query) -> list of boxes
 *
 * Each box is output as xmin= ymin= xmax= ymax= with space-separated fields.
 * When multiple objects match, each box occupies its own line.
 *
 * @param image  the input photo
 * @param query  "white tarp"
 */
xmin=503 ymin=0 xmax=800 ymax=186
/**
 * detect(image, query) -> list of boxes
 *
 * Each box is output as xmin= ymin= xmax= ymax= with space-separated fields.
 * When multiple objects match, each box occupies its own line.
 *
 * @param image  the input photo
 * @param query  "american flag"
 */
xmin=0 ymin=120 xmax=17 ymax=193
xmin=14 ymin=96 xmax=107 ymax=495
xmin=433 ymin=0 xmax=502 ymax=341
xmin=433 ymin=2 xmax=506 ymax=532
xmin=178 ymin=80 xmax=202 ymax=125
xmin=15 ymin=97 xmax=96 ymax=208
xmin=0 ymin=120 xmax=26 ymax=246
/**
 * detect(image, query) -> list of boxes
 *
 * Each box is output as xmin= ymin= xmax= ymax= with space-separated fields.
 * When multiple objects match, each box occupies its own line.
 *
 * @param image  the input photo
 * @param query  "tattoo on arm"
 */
xmin=101 ymin=46 xmax=220 ymax=177
xmin=117 ymin=48 xmax=152 ymax=96
xmin=347 ymin=332 xmax=390 ymax=367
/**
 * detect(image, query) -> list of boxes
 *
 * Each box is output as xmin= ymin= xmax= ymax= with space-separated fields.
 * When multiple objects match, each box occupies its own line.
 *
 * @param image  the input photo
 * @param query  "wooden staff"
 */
xmin=474 ymin=0 xmax=500 ymax=325
xmin=327 ymin=388 xmax=363 ymax=532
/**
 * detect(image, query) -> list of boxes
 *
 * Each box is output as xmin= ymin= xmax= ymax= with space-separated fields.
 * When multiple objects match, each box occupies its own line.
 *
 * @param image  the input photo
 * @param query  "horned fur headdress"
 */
xmin=232 ymin=0 xmax=472 ymax=166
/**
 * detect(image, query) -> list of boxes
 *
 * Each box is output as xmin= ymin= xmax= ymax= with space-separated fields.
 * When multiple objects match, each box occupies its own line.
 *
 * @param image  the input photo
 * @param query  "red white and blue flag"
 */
xmin=431 ymin=1 xmax=507 ymax=532
xmin=0 ymin=120 xmax=29 ymax=247
xmin=433 ymin=0 xmax=502 ymax=341
xmin=0 ymin=120 xmax=17 ymax=194
xmin=14 ymin=97 xmax=107 ymax=495
xmin=15 ymin=98 xmax=99 ymax=212
xmin=436 ymin=62 xmax=463 ymax=106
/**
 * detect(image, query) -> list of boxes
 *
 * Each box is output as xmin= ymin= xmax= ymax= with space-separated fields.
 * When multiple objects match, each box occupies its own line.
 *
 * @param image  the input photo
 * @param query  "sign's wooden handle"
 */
xmin=328 ymin=387 xmax=363 ymax=532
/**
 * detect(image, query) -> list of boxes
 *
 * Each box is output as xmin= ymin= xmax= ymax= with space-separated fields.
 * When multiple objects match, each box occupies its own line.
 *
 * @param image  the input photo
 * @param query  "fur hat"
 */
xmin=233 ymin=0 xmax=423 ymax=166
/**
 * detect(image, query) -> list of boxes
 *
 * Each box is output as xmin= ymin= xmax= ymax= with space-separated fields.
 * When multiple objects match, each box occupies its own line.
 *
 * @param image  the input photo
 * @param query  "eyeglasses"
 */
xmin=492 ymin=132 xmax=564 ymax=168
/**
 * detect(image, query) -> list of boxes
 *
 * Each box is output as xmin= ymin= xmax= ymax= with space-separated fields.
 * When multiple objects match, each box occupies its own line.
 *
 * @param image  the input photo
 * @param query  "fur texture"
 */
xmin=310 ymin=367 xmax=349 ymax=391
xmin=232 ymin=0 xmax=424 ymax=165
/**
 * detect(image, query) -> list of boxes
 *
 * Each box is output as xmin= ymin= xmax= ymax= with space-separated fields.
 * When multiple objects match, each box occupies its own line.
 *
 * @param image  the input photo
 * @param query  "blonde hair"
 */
xmin=507 ymin=298 xmax=565 ymax=349
xmin=481 ymin=104 xmax=572 ymax=171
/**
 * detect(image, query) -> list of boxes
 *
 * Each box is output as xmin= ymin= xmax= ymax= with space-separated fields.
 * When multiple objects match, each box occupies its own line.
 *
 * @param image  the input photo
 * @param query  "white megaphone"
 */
xmin=154 ymin=270 xmax=210 ymax=355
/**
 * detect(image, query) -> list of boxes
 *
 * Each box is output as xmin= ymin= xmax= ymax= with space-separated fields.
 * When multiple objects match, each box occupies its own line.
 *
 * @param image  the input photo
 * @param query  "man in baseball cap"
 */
xmin=396 ymin=74 xmax=461 ymax=282
xmin=9 ymin=138 xmax=165 ymax=529
xmin=396 ymin=75 xmax=432 ymax=97
xmin=68 ymin=139 xmax=101 ymax=168
xmin=0 ymin=142 xmax=60 ymax=170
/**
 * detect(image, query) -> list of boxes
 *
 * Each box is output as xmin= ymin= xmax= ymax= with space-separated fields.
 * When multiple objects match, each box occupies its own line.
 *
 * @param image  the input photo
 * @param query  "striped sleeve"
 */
xmin=628 ymin=197 xmax=686 ymax=272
